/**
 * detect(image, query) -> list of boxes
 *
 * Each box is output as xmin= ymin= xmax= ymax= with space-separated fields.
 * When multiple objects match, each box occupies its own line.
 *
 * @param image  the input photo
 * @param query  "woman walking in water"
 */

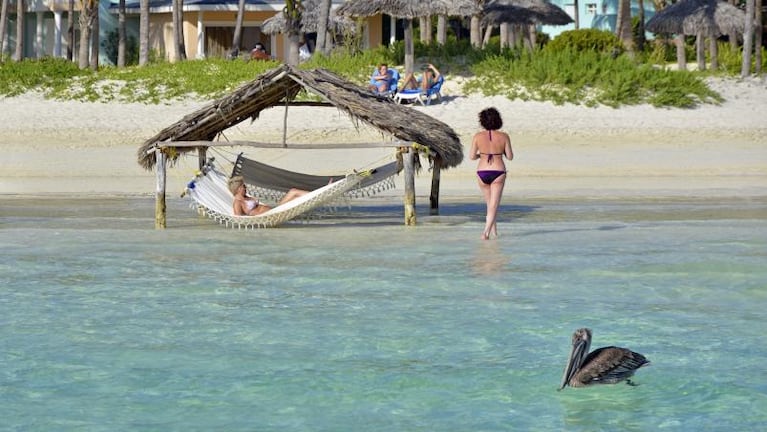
xmin=469 ymin=107 xmax=514 ymax=240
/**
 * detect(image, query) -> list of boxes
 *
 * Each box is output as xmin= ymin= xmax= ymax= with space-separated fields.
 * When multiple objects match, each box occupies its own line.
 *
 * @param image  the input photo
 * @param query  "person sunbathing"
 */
xmin=400 ymin=63 xmax=441 ymax=94
xmin=228 ymin=176 xmax=307 ymax=216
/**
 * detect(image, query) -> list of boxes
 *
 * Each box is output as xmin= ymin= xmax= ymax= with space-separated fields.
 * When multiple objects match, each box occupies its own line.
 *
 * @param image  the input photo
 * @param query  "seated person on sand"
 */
xmin=400 ymin=63 xmax=441 ymax=94
xmin=368 ymin=63 xmax=394 ymax=94
xmin=228 ymin=176 xmax=307 ymax=216
xmin=250 ymin=43 xmax=271 ymax=61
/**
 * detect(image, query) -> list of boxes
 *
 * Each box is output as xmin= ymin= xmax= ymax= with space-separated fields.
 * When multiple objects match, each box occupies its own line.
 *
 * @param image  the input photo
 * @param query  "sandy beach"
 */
xmin=1 ymin=75 xmax=765 ymax=200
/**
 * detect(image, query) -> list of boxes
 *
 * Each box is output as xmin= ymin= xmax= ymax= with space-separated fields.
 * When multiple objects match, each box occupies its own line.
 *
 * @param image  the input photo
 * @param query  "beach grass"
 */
xmin=1 ymin=36 xmax=759 ymax=107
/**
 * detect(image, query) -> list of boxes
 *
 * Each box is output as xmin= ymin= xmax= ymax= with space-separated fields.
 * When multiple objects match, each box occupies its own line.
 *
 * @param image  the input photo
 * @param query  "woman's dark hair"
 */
xmin=478 ymin=107 xmax=503 ymax=130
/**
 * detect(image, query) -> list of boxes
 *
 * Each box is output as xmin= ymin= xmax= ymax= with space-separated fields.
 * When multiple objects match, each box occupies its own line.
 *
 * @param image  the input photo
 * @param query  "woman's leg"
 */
xmin=400 ymin=73 xmax=417 ymax=91
xmin=484 ymin=175 xmax=506 ymax=239
xmin=278 ymin=188 xmax=308 ymax=205
xmin=478 ymin=178 xmax=491 ymax=239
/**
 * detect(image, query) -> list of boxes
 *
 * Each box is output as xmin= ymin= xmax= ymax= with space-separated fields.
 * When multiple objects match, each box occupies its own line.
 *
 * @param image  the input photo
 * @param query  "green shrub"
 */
xmin=544 ymin=29 xmax=624 ymax=56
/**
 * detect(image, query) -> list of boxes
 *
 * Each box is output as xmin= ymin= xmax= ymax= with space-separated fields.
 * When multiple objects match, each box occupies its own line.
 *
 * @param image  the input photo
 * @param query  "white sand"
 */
xmin=1 ymin=75 xmax=765 ymax=200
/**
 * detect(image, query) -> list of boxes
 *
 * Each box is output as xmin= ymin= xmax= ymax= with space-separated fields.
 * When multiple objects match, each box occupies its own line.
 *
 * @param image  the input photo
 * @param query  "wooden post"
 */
xmin=403 ymin=147 xmax=416 ymax=226
xmin=429 ymin=157 xmax=441 ymax=215
xmin=155 ymin=150 xmax=167 ymax=229
xmin=198 ymin=147 xmax=207 ymax=170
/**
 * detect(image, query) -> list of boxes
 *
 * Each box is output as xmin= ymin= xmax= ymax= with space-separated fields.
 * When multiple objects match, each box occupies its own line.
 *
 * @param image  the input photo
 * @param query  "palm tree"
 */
xmin=139 ymin=0 xmax=148 ymax=65
xmin=172 ymin=0 xmax=187 ymax=60
xmin=231 ymin=0 xmax=246 ymax=59
xmin=78 ymin=0 xmax=97 ymax=68
xmin=755 ymin=0 xmax=762 ymax=74
xmin=0 ymin=0 xmax=8 ymax=60
xmin=14 ymin=0 xmax=23 ymax=60
xmin=742 ymin=0 xmax=754 ymax=76
xmin=316 ymin=0 xmax=332 ymax=54
xmin=67 ymin=0 xmax=75 ymax=61
xmin=118 ymin=0 xmax=126 ymax=66
xmin=284 ymin=0 xmax=302 ymax=66
xmin=616 ymin=0 xmax=634 ymax=53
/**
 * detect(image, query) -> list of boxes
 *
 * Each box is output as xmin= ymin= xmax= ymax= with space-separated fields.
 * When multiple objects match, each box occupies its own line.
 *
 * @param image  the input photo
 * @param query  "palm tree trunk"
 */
xmin=67 ymin=0 xmax=74 ymax=61
xmin=90 ymin=1 xmax=99 ymax=71
xmin=78 ymin=0 xmax=95 ymax=68
xmin=709 ymin=35 xmax=718 ymax=71
xmin=675 ymin=34 xmax=686 ymax=71
xmin=0 ymin=0 xmax=9 ymax=59
xmin=231 ymin=0 xmax=246 ymax=59
xmin=574 ymin=0 xmax=580 ymax=29
xmin=316 ymin=0 xmax=331 ymax=54
xmin=139 ymin=0 xmax=149 ymax=65
xmin=420 ymin=15 xmax=431 ymax=44
xmin=695 ymin=32 xmax=705 ymax=71
xmin=404 ymin=18 xmax=414 ymax=73
xmin=728 ymin=0 xmax=738 ymax=50
xmin=470 ymin=15 xmax=481 ymax=48
xmin=284 ymin=0 xmax=302 ymax=66
xmin=741 ymin=0 xmax=755 ymax=76
xmin=616 ymin=0 xmax=633 ymax=53
xmin=14 ymin=0 xmax=23 ymax=60
xmin=172 ymin=0 xmax=186 ymax=61
xmin=636 ymin=0 xmax=645 ymax=52
xmin=482 ymin=24 xmax=492 ymax=47
xmin=436 ymin=15 xmax=446 ymax=45
xmin=500 ymin=23 xmax=508 ymax=49
xmin=118 ymin=0 xmax=126 ymax=66
xmin=755 ymin=0 xmax=762 ymax=73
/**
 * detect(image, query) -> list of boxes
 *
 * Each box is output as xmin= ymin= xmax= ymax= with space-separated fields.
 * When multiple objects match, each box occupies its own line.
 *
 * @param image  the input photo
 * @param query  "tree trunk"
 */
xmin=420 ymin=15 xmax=431 ymax=44
xmin=675 ymin=34 xmax=686 ymax=71
xmin=284 ymin=0 xmax=302 ymax=66
xmin=436 ymin=15 xmax=446 ymax=45
xmin=0 ymin=0 xmax=8 ymax=59
xmin=470 ymin=15 xmax=481 ymax=48
xmin=709 ymin=35 xmax=718 ymax=71
xmin=316 ymin=0 xmax=331 ymax=54
xmin=728 ymin=0 xmax=739 ymax=50
xmin=616 ymin=0 xmax=633 ymax=53
xmin=500 ymin=23 xmax=509 ymax=49
xmin=78 ymin=0 xmax=96 ymax=68
xmin=574 ymin=0 xmax=580 ymax=29
xmin=67 ymin=0 xmax=74 ymax=60
xmin=14 ymin=0 xmax=22 ymax=60
xmin=741 ymin=0 xmax=755 ymax=76
xmin=755 ymin=0 xmax=763 ymax=74
xmin=230 ymin=0 xmax=246 ymax=59
xmin=695 ymin=32 xmax=705 ymax=71
xmin=118 ymin=0 xmax=126 ymax=66
xmin=637 ymin=0 xmax=645 ymax=52
xmin=139 ymin=0 xmax=149 ymax=65
xmin=90 ymin=1 xmax=99 ymax=71
xmin=172 ymin=0 xmax=186 ymax=61
xmin=404 ymin=18 xmax=414 ymax=73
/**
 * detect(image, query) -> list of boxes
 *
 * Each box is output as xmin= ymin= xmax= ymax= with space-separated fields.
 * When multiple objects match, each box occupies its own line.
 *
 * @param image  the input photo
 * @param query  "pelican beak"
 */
xmin=559 ymin=338 xmax=588 ymax=391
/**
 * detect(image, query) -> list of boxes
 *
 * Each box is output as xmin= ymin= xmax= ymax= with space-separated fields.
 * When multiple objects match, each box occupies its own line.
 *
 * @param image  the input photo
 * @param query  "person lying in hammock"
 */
xmin=228 ymin=175 xmax=308 ymax=216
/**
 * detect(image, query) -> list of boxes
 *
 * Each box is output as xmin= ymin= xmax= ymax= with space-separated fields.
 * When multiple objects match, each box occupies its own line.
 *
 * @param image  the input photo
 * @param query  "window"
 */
xmin=587 ymin=3 xmax=598 ymax=14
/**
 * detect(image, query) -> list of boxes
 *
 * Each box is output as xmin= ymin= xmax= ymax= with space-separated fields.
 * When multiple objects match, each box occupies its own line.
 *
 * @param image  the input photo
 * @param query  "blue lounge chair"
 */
xmin=368 ymin=67 xmax=399 ymax=97
xmin=419 ymin=75 xmax=444 ymax=105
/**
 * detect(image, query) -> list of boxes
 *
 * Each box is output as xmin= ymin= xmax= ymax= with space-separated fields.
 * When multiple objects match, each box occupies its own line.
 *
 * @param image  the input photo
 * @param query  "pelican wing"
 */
xmin=575 ymin=346 xmax=650 ymax=385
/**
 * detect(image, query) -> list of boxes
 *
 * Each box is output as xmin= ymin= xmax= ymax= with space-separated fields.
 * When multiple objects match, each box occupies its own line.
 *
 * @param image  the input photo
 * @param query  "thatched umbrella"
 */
xmin=430 ymin=0 xmax=482 ymax=45
xmin=137 ymin=64 xmax=463 ymax=171
xmin=646 ymin=0 xmax=746 ymax=71
xmin=481 ymin=0 xmax=574 ymax=26
xmin=262 ymin=0 xmax=355 ymax=35
xmin=337 ymin=0 xmax=446 ymax=73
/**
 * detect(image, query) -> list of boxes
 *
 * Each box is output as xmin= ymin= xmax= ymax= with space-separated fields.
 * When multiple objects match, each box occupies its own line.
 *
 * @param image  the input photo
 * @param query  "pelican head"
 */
xmin=558 ymin=328 xmax=592 ymax=391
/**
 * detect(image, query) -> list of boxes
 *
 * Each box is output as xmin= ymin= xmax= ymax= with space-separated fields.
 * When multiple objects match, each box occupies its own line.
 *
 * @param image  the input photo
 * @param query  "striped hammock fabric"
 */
xmin=185 ymin=164 xmax=370 ymax=229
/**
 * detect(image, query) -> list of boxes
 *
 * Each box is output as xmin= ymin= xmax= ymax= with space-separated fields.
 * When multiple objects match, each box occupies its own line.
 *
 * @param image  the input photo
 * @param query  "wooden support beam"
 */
xmin=403 ymin=147 xmax=416 ymax=226
xmin=155 ymin=141 xmax=404 ymax=150
xmin=155 ymin=150 xmax=167 ymax=229
xmin=198 ymin=147 xmax=207 ymax=170
xmin=429 ymin=157 xmax=441 ymax=215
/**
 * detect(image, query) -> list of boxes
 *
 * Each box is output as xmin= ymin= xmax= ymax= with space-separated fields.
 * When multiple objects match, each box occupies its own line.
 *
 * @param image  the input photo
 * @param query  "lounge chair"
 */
xmin=368 ymin=67 xmax=400 ymax=98
xmin=394 ymin=75 xmax=445 ymax=106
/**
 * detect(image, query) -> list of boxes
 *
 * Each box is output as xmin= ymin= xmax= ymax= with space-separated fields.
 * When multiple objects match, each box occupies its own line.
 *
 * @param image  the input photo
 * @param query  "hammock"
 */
xmin=185 ymin=164 xmax=371 ymax=229
xmin=232 ymin=154 xmax=399 ymax=203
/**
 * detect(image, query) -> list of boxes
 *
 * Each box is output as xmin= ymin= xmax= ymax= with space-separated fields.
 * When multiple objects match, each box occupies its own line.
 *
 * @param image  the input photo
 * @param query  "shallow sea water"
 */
xmin=1 ymin=196 xmax=766 ymax=431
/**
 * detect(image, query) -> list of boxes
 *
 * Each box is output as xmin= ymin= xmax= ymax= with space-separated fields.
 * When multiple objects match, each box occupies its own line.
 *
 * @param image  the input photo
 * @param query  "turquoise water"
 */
xmin=2 ymin=197 xmax=766 ymax=431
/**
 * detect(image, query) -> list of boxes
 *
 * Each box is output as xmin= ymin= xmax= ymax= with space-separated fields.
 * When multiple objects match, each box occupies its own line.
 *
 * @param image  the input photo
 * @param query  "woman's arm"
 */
xmin=504 ymin=134 xmax=514 ymax=161
xmin=469 ymin=134 xmax=480 ymax=160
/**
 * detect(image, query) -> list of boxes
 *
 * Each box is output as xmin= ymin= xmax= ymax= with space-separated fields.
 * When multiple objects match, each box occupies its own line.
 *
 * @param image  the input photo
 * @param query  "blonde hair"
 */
xmin=228 ymin=176 xmax=245 ymax=195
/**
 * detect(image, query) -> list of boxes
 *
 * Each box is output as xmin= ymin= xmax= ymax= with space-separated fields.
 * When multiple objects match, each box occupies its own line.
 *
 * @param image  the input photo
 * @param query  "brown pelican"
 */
xmin=559 ymin=328 xmax=650 ymax=390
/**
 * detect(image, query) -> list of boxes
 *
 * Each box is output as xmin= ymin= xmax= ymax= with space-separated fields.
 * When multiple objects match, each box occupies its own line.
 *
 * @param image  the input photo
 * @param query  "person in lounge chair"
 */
xmin=228 ymin=176 xmax=307 ymax=216
xmin=400 ymin=63 xmax=441 ymax=94
xmin=368 ymin=63 xmax=395 ymax=94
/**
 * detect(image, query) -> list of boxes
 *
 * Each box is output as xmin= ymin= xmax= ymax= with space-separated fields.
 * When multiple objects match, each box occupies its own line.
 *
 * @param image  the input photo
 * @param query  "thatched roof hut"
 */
xmin=137 ymin=64 xmax=463 ymax=171
xmin=262 ymin=0 xmax=356 ymax=35
xmin=481 ymin=0 xmax=574 ymax=26
xmin=645 ymin=0 xmax=746 ymax=37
